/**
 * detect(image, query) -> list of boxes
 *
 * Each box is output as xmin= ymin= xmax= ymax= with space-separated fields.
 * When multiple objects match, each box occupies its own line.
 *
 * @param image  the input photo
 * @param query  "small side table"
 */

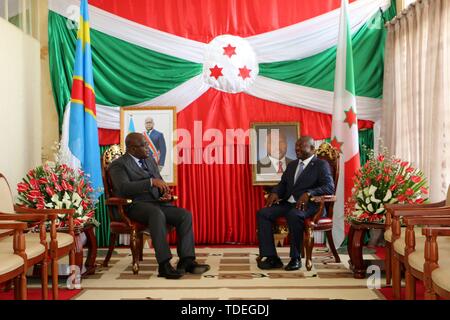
xmin=347 ymin=220 xmax=385 ymax=279
xmin=60 ymin=224 xmax=98 ymax=276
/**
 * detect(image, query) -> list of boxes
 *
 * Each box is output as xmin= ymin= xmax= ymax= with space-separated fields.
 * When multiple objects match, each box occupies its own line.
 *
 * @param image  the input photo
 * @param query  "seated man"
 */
xmin=108 ymin=132 xmax=210 ymax=279
xmin=256 ymin=136 xmax=334 ymax=271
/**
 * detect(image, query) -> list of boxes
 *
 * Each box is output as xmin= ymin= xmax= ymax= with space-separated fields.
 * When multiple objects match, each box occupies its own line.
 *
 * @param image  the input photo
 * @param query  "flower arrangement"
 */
xmin=346 ymin=146 xmax=429 ymax=224
xmin=16 ymin=161 xmax=99 ymax=228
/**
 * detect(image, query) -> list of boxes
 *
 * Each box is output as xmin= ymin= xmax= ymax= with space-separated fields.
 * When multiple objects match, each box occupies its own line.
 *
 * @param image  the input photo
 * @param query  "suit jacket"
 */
xmin=257 ymin=156 xmax=294 ymax=174
xmin=145 ymin=129 xmax=167 ymax=166
xmin=272 ymin=156 xmax=334 ymax=204
xmin=108 ymin=153 xmax=163 ymax=203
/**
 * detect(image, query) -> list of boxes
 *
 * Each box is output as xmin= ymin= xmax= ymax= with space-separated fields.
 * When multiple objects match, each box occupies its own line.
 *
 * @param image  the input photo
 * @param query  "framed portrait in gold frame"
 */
xmin=250 ymin=122 xmax=300 ymax=186
xmin=120 ymin=106 xmax=177 ymax=186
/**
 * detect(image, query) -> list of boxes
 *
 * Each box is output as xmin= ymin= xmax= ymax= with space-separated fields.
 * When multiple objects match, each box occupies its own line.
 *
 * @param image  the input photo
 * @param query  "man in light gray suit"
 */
xmin=108 ymin=133 xmax=210 ymax=279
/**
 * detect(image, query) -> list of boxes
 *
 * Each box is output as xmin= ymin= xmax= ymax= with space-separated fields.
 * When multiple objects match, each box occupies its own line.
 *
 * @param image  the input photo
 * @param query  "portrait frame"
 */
xmin=250 ymin=122 xmax=301 ymax=186
xmin=120 ymin=106 xmax=177 ymax=186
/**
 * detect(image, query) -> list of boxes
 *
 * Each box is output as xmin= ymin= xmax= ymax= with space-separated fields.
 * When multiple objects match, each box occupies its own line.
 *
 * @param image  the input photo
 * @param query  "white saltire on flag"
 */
xmin=331 ymin=0 xmax=361 ymax=248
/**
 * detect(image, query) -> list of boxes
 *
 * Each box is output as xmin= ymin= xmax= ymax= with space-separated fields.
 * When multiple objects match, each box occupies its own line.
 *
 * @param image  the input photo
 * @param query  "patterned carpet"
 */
xmin=68 ymin=247 xmax=385 ymax=300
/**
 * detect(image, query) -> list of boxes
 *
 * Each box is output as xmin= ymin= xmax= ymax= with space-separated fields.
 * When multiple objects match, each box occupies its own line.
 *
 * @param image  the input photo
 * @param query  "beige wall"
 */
xmin=0 ymin=18 xmax=41 ymax=196
xmin=38 ymin=0 xmax=59 ymax=163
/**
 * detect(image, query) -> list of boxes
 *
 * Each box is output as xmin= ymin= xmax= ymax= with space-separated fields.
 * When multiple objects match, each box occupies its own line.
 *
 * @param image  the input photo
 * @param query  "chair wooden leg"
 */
xmin=14 ymin=277 xmax=20 ymax=299
xmin=130 ymin=229 xmax=139 ymax=274
xmin=305 ymin=228 xmax=314 ymax=271
xmin=51 ymin=258 xmax=58 ymax=300
xmin=4 ymin=279 xmax=12 ymax=292
xmin=326 ymin=230 xmax=341 ymax=263
xmin=392 ymin=255 xmax=402 ymax=300
xmin=20 ymin=271 xmax=27 ymax=300
xmin=41 ymin=260 xmax=48 ymax=300
xmin=405 ymin=268 xmax=416 ymax=300
xmin=103 ymin=232 xmax=117 ymax=267
xmin=385 ymin=242 xmax=392 ymax=286
xmin=139 ymin=233 xmax=144 ymax=261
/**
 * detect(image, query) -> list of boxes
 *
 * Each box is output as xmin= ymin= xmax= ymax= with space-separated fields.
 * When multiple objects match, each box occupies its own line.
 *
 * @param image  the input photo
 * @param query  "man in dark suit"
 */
xmin=143 ymin=117 xmax=167 ymax=171
xmin=257 ymin=130 xmax=294 ymax=174
xmin=108 ymin=133 xmax=210 ymax=279
xmin=256 ymin=136 xmax=334 ymax=271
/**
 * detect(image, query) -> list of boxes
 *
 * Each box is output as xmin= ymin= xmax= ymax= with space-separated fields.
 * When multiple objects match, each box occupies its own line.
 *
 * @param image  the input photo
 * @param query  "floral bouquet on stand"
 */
xmin=16 ymin=162 xmax=100 ymax=228
xmin=346 ymin=146 xmax=429 ymax=224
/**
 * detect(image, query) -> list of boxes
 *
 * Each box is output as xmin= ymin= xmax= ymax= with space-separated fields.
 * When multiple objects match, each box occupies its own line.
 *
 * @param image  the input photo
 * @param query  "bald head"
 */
xmin=145 ymin=117 xmax=154 ymax=131
xmin=126 ymin=133 xmax=150 ymax=159
xmin=295 ymin=136 xmax=315 ymax=160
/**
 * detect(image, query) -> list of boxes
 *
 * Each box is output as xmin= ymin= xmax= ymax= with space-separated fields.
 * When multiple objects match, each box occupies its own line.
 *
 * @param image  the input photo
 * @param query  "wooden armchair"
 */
xmin=0 ymin=172 xmax=75 ymax=300
xmin=384 ymin=185 xmax=450 ymax=297
xmin=101 ymin=145 xmax=146 ymax=274
xmin=423 ymin=224 xmax=450 ymax=299
xmin=273 ymin=142 xmax=341 ymax=271
xmin=0 ymin=221 xmax=27 ymax=299
xmin=0 ymin=213 xmax=48 ymax=299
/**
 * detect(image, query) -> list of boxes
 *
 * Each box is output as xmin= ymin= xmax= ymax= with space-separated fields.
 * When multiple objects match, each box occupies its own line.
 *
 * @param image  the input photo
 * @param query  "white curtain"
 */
xmin=382 ymin=0 xmax=450 ymax=201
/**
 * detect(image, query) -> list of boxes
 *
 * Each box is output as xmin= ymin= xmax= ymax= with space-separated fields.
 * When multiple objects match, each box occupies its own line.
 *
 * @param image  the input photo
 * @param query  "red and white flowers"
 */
xmin=346 ymin=147 xmax=429 ymax=224
xmin=16 ymin=162 xmax=98 ymax=228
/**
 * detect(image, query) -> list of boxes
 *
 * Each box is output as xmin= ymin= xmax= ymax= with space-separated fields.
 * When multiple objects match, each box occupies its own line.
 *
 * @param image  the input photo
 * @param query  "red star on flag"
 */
xmin=238 ymin=66 xmax=251 ymax=80
xmin=223 ymin=44 xmax=236 ymax=58
xmin=209 ymin=65 xmax=223 ymax=80
xmin=330 ymin=136 xmax=344 ymax=154
xmin=344 ymin=106 xmax=357 ymax=128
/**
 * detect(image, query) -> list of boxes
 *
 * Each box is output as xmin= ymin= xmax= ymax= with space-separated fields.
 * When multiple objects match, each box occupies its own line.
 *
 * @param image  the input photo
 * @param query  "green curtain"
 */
xmin=259 ymin=4 xmax=396 ymax=99
xmin=48 ymin=11 xmax=202 ymax=130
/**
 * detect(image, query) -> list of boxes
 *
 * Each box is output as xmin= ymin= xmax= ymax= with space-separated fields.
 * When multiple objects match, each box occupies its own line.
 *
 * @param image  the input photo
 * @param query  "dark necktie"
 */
xmin=138 ymin=159 xmax=149 ymax=171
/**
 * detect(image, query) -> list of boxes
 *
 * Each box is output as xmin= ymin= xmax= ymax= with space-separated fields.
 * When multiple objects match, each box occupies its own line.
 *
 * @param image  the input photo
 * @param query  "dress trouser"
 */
xmin=128 ymin=202 xmax=195 ymax=264
xmin=257 ymin=201 xmax=316 ymax=259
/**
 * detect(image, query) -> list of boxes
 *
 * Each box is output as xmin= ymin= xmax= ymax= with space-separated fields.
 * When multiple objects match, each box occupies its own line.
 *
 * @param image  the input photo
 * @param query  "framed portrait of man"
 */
xmin=250 ymin=122 xmax=300 ymax=185
xmin=120 ymin=106 xmax=177 ymax=185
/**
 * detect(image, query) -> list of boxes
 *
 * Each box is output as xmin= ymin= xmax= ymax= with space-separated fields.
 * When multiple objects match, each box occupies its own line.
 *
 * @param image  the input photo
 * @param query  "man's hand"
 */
xmin=296 ymin=192 xmax=310 ymax=211
xmin=266 ymin=193 xmax=280 ymax=207
xmin=152 ymin=178 xmax=170 ymax=195
xmin=159 ymin=190 xmax=173 ymax=202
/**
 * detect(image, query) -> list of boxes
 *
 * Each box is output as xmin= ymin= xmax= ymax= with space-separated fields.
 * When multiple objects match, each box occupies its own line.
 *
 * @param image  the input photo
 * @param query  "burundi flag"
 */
xmin=61 ymin=0 xmax=103 ymax=200
xmin=331 ymin=0 xmax=361 ymax=248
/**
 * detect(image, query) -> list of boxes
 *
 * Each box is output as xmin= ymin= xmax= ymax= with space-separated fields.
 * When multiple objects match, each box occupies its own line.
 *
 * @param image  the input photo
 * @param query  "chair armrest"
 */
xmin=404 ymin=216 xmax=450 ymax=226
xmin=385 ymin=201 xmax=446 ymax=210
xmin=0 ymin=221 xmax=27 ymax=230
xmin=385 ymin=201 xmax=446 ymax=231
xmin=390 ymin=206 xmax=450 ymax=241
xmin=0 ymin=213 xmax=47 ymax=222
xmin=311 ymin=195 xmax=336 ymax=203
xmin=14 ymin=205 xmax=75 ymax=217
xmin=106 ymin=197 xmax=133 ymax=206
xmin=393 ymin=206 xmax=450 ymax=217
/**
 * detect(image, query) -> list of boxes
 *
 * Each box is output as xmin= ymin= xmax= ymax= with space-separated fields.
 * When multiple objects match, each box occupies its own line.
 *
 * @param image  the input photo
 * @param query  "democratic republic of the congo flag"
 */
xmin=66 ymin=0 xmax=103 ymax=199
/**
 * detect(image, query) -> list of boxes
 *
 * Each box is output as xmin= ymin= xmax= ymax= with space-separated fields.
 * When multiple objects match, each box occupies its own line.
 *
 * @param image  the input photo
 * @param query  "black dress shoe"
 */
xmin=177 ymin=258 xmax=211 ymax=275
xmin=284 ymin=258 xmax=301 ymax=271
xmin=257 ymin=256 xmax=284 ymax=270
xmin=158 ymin=261 xmax=183 ymax=279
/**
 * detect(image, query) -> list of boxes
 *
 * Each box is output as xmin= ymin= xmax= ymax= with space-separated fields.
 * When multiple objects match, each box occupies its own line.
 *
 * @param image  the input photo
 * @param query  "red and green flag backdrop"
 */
xmin=48 ymin=0 xmax=396 ymax=246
